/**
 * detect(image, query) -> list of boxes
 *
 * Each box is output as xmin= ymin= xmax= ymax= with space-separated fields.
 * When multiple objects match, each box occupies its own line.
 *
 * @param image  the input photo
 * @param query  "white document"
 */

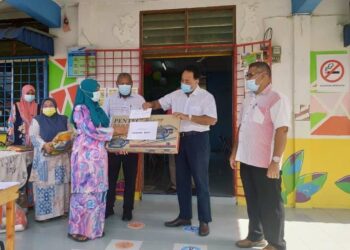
xmin=129 ymin=108 xmax=152 ymax=119
xmin=127 ymin=121 xmax=158 ymax=140
xmin=0 ymin=181 xmax=20 ymax=190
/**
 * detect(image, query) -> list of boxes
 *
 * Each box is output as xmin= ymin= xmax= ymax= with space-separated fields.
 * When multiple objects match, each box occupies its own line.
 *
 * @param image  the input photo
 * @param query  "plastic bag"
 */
xmin=0 ymin=203 xmax=28 ymax=233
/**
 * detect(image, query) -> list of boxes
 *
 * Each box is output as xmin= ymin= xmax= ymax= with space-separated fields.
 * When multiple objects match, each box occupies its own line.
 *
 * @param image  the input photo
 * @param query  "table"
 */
xmin=0 ymin=183 xmax=19 ymax=250
xmin=0 ymin=151 xmax=33 ymax=188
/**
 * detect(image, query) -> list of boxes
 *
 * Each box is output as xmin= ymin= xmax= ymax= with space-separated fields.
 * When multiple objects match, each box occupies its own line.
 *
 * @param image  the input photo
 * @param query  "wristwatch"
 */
xmin=272 ymin=156 xmax=281 ymax=164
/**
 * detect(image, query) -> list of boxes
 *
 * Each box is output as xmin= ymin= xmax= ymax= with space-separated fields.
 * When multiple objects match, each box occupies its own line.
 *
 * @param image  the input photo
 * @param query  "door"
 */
xmin=233 ymin=40 xmax=272 ymax=199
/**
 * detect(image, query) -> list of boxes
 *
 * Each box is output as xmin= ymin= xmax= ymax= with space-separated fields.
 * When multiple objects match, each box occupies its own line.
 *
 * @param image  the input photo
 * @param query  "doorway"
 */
xmin=143 ymin=56 xmax=233 ymax=197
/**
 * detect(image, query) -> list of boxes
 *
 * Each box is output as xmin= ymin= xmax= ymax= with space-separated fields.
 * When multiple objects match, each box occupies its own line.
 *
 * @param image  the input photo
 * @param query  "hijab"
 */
xmin=34 ymin=98 xmax=67 ymax=142
xmin=16 ymin=84 xmax=38 ymax=145
xmin=71 ymin=78 xmax=109 ymax=128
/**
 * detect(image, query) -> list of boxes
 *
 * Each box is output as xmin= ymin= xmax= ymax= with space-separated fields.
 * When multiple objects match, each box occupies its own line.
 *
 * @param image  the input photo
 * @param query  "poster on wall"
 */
xmin=316 ymin=54 xmax=349 ymax=93
xmin=67 ymin=47 xmax=96 ymax=77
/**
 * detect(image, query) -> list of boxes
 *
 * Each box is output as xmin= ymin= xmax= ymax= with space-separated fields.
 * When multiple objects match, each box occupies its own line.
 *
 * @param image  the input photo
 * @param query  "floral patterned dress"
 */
xmin=68 ymin=105 xmax=113 ymax=240
xmin=29 ymin=119 xmax=70 ymax=221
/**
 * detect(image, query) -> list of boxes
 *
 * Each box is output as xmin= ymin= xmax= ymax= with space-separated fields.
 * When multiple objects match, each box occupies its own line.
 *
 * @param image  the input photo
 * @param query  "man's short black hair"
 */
xmin=183 ymin=64 xmax=201 ymax=79
xmin=249 ymin=61 xmax=271 ymax=77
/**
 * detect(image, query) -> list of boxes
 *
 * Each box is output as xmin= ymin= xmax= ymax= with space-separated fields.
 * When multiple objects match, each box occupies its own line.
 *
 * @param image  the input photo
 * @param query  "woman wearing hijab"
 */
xmin=7 ymin=84 xmax=39 ymax=210
xmin=29 ymin=98 xmax=71 ymax=221
xmin=7 ymin=84 xmax=39 ymax=146
xmin=68 ymin=79 xmax=126 ymax=242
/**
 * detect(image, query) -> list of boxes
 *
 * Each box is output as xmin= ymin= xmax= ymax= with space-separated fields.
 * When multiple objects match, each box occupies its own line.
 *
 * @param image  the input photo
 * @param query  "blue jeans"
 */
xmin=175 ymin=131 xmax=212 ymax=223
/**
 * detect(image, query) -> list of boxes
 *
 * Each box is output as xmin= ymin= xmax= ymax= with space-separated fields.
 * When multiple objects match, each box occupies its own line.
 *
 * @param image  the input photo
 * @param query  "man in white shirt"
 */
xmin=143 ymin=65 xmax=217 ymax=236
xmin=103 ymin=73 xmax=145 ymax=221
xmin=230 ymin=62 xmax=290 ymax=250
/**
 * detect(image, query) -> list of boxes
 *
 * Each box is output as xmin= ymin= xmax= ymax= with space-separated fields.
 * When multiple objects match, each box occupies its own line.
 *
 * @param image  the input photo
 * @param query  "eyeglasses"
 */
xmin=245 ymin=72 xmax=264 ymax=80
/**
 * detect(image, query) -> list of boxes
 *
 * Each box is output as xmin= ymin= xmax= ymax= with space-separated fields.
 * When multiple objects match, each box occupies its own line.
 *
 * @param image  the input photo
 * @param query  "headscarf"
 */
xmin=71 ymin=78 xmax=110 ymax=128
xmin=34 ymin=98 xmax=67 ymax=142
xmin=16 ymin=84 xmax=38 ymax=145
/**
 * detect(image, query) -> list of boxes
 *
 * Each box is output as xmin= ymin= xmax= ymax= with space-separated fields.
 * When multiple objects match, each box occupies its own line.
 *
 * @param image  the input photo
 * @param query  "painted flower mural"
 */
xmin=295 ymin=172 xmax=327 ymax=202
xmin=281 ymin=150 xmax=328 ymax=204
xmin=335 ymin=175 xmax=350 ymax=194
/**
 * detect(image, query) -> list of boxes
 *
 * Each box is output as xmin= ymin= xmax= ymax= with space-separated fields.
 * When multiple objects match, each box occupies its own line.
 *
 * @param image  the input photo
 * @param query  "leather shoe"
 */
xmin=235 ymin=238 xmax=267 ymax=248
xmin=199 ymin=222 xmax=209 ymax=236
xmin=166 ymin=187 xmax=176 ymax=194
xmin=164 ymin=217 xmax=191 ymax=227
xmin=122 ymin=210 xmax=132 ymax=221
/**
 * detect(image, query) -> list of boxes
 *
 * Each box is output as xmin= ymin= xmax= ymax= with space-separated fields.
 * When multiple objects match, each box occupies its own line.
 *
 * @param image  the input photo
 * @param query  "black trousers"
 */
xmin=240 ymin=162 xmax=286 ymax=250
xmin=175 ymin=131 xmax=212 ymax=223
xmin=106 ymin=153 xmax=138 ymax=214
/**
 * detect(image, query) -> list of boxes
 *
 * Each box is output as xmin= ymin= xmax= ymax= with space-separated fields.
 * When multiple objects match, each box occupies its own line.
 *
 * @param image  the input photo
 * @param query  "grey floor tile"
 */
xmin=0 ymin=195 xmax=349 ymax=250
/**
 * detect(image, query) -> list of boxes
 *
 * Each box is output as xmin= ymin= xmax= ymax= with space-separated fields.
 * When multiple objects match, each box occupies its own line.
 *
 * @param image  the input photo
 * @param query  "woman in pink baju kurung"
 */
xmin=68 ymin=79 xmax=123 ymax=241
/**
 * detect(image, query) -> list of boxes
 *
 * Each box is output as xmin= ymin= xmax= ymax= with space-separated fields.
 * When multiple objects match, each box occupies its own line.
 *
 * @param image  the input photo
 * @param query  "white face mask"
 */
xmin=92 ymin=91 xmax=100 ymax=102
xmin=24 ymin=94 xmax=35 ymax=103
xmin=246 ymin=79 xmax=259 ymax=92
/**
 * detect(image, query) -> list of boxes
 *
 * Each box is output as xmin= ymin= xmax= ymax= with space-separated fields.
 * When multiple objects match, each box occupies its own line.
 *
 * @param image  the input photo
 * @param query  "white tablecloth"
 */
xmin=0 ymin=151 xmax=33 ymax=188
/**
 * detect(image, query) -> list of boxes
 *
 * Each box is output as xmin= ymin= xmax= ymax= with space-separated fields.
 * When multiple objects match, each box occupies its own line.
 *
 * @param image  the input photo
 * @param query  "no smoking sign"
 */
xmin=320 ymin=60 xmax=344 ymax=83
xmin=316 ymin=54 xmax=349 ymax=93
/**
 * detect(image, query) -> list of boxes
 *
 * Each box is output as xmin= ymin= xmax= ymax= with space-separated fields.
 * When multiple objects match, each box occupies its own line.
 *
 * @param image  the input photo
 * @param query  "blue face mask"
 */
xmin=24 ymin=94 xmax=35 ymax=103
xmin=118 ymin=84 xmax=132 ymax=96
xmin=246 ymin=79 xmax=259 ymax=92
xmin=181 ymin=83 xmax=192 ymax=93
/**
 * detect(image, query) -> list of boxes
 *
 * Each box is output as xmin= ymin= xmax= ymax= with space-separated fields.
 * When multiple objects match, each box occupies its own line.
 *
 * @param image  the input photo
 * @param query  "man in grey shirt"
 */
xmin=103 ymin=73 xmax=145 ymax=221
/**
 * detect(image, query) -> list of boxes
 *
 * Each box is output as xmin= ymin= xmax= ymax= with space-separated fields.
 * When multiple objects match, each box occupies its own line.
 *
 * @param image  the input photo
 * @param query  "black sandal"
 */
xmin=67 ymin=233 xmax=89 ymax=242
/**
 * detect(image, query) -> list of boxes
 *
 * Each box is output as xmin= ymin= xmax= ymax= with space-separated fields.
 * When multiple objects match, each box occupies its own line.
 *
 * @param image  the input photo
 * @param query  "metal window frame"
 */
xmin=140 ymin=5 xmax=236 ymax=47
xmin=0 ymin=55 xmax=48 ymax=130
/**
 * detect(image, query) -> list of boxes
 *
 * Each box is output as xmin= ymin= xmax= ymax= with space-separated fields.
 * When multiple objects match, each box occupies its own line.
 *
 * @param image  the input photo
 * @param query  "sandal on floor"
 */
xmin=67 ymin=233 xmax=89 ymax=242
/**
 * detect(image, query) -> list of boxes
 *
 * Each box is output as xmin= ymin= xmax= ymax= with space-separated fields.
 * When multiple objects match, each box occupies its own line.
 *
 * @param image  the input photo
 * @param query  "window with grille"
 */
xmin=0 ymin=57 xmax=48 ymax=130
xmin=141 ymin=6 xmax=235 ymax=46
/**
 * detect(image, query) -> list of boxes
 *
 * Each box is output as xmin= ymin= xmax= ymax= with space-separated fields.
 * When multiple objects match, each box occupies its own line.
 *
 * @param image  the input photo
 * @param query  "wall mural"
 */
xmin=49 ymin=58 xmax=78 ymax=117
xmin=309 ymin=51 xmax=350 ymax=136
xmin=282 ymin=150 xmax=327 ymax=204
xmin=335 ymin=175 xmax=350 ymax=194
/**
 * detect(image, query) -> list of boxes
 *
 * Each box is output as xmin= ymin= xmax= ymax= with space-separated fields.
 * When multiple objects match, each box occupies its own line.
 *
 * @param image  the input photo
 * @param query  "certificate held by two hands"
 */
xmin=126 ymin=108 xmax=158 ymax=141
xmin=127 ymin=121 xmax=158 ymax=141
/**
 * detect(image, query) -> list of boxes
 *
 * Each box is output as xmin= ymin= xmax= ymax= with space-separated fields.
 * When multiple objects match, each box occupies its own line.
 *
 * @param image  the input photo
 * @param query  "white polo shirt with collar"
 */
xmin=103 ymin=93 xmax=145 ymax=118
xmin=159 ymin=86 xmax=217 ymax=132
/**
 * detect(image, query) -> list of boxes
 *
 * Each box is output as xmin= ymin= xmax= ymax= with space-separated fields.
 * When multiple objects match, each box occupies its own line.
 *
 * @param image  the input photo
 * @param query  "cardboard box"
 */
xmin=107 ymin=115 xmax=180 ymax=154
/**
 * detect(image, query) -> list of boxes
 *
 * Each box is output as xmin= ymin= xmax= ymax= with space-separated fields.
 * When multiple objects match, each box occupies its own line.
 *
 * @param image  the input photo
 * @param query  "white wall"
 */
xmin=313 ymin=0 xmax=350 ymax=15
xmin=74 ymin=0 xmax=291 ymax=48
xmin=50 ymin=5 xmax=79 ymax=57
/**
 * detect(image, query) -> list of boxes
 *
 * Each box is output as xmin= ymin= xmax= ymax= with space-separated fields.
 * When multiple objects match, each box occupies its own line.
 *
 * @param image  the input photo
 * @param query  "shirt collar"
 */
xmin=257 ymin=84 xmax=272 ymax=96
xmin=118 ymin=93 xmax=134 ymax=99
xmin=191 ymin=85 xmax=201 ymax=96
xmin=251 ymin=83 xmax=272 ymax=97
